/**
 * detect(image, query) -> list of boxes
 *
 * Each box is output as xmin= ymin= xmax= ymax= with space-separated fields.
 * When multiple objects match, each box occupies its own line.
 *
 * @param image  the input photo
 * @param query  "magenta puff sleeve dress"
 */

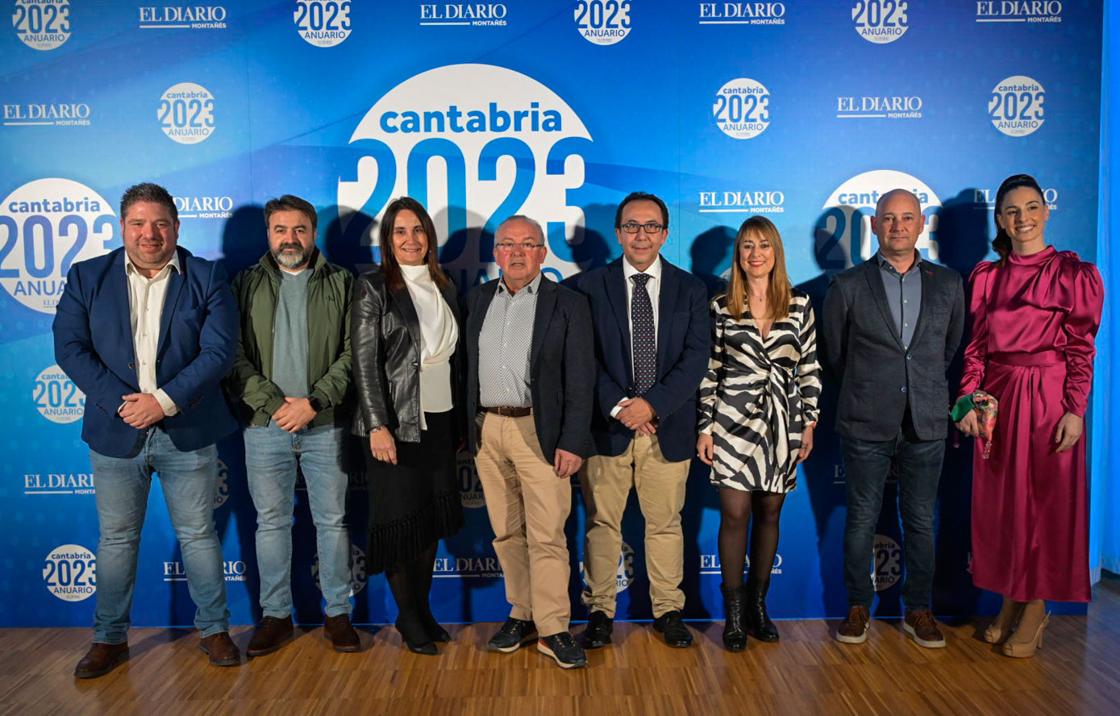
xmin=959 ymin=246 xmax=1103 ymax=602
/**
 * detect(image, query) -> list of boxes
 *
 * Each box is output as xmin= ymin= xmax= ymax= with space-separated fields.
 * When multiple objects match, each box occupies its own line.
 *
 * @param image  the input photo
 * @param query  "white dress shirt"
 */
xmin=124 ymin=253 xmax=180 ymax=417
xmin=613 ymin=256 xmax=662 ymax=418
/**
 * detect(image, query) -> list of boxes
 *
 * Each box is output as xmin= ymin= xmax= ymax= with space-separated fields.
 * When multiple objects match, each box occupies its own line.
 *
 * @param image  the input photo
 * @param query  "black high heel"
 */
xmin=396 ymin=615 xmax=437 ymax=655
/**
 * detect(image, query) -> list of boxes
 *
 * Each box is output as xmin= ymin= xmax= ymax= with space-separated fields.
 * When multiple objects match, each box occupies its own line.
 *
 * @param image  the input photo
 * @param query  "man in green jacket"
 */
xmin=227 ymin=194 xmax=359 ymax=655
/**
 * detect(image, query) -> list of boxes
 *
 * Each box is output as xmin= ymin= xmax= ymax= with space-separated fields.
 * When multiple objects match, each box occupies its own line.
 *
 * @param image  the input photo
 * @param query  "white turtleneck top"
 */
xmin=400 ymin=263 xmax=458 ymax=429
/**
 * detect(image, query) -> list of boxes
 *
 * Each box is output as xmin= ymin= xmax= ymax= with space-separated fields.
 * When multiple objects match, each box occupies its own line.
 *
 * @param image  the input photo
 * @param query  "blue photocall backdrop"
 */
xmin=0 ymin=0 xmax=1103 ymax=628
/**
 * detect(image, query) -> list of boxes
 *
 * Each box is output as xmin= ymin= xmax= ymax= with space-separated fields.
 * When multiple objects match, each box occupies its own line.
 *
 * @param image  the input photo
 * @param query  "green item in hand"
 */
xmin=950 ymin=394 xmax=976 ymax=422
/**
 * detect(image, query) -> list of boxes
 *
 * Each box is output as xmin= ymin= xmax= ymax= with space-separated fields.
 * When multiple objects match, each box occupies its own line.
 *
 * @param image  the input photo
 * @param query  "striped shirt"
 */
xmin=478 ymin=272 xmax=541 ymax=408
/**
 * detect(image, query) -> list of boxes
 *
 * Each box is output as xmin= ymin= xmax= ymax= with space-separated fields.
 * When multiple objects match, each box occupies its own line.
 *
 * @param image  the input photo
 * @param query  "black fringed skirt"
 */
xmin=364 ymin=410 xmax=464 ymax=574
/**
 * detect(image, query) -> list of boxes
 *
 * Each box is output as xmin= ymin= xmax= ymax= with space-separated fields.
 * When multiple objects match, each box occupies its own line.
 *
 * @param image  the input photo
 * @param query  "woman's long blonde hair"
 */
xmin=726 ymin=216 xmax=791 ymax=321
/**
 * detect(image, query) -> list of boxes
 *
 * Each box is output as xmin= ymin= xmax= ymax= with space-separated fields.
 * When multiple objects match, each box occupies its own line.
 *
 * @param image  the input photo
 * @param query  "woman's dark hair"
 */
xmin=992 ymin=173 xmax=1045 ymax=264
xmin=378 ymin=197 xmax=449 ymax=291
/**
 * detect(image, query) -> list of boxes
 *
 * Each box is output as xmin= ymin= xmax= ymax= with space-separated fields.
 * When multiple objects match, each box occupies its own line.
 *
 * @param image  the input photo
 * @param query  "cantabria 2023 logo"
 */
xmin=0 ymin=179 xmax=115 ymax=314
xmin=713 ymin=78 xmax=770 ymax=139
xmin=158 ymin=83 xmax=215 ymax=144
xmin=295 ymin=0 xmax=351 ymax=46
xmin=44 ymin=544 xmax=95 ymax=601
xmin=338 ymin=64 xmax=594 ymax=285
xmin=851 ymin=0 xmax=908 ymax=44
xmin=574 ymin=0 xmax=631 ymax=45
xmin=33 ymin=363 xmax=84 ymax=424
xmin=989 ymin=75 xmax=1045 ymax=137
xmin=12 ymin=0 xmax=70 ymax=50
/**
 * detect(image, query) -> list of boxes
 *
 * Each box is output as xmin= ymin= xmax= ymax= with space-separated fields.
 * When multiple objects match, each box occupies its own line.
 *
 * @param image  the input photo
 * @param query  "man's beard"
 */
xmin=274 ymin=244 xmax=308 ymax=269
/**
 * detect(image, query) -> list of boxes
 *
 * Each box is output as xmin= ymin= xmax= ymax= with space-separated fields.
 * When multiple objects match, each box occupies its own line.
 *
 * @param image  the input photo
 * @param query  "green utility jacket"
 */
xmin=227 ymin=251 xmax=353 ymax=428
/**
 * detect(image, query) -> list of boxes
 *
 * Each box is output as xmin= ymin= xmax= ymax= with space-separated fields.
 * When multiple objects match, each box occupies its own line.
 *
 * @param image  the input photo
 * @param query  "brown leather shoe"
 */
xmin=246 ymin=616 xmax=294 ymax=657
xmin=199 ymin=632 xmax=241 ymax=666
xmin=74 ymin=642 xmax=129 ymax=679
xmin=836 ymin=605 xmax=870 ymax=644
xmin=903 ymin=608 xmax=946 ymax=648
xmin=324 ymin=614 xmax=361 ymax=653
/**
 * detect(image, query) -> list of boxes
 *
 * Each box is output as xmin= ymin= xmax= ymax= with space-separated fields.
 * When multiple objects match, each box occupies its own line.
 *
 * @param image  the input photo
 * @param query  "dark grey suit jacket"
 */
xmin=822 ymin=258 xmax=965 ymax=441
xmin=465 ymin=274 xmax=595 ymax=462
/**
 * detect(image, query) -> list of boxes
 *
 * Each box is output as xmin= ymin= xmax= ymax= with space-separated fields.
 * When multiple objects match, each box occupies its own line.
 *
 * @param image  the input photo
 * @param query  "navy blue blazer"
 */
xmin=52 ymin=247 xmax=239 ymax=458
xmin=565 ymin=258 xmax=710 ymax=463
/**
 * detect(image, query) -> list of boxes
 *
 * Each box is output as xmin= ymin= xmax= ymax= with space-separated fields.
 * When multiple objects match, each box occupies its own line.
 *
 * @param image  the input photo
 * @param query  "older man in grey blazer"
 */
xmin=822 ymin=188 xmax=965 ymax=650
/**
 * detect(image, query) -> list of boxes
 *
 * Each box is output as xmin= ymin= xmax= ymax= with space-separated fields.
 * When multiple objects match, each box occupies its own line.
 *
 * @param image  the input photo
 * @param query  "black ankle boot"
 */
xmin=745 ymin=581 xmax=779 ymax=642
xmin=721 ymin=584 xmax=747 ymax=652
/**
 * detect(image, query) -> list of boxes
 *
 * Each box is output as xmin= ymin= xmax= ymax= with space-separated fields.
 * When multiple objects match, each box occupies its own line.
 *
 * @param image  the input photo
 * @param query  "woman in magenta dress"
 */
xmin=955 ymin=174 xmax=1103 ymax=658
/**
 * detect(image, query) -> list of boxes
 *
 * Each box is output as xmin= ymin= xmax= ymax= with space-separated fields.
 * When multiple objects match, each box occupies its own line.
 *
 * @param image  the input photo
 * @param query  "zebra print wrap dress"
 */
xmin=698 ymin=290 xmax=822 ymax=493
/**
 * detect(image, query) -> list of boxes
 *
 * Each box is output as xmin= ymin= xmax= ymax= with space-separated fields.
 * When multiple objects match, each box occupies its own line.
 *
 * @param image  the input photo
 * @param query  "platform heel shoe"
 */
xmin=983 ymin=598 xmax=1023 ymax=645
xmin=1002 ymin=612 xmax=1049 ymax=658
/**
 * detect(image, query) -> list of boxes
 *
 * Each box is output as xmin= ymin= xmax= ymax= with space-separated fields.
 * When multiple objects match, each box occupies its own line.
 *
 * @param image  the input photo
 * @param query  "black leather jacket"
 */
xmin=350 ymin=269 xmax=463 ymax=444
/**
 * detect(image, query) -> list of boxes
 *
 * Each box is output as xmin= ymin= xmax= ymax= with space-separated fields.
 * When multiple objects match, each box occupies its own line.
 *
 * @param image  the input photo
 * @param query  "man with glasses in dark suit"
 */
xmin=566 ymin=192 xmax=709 ymax=650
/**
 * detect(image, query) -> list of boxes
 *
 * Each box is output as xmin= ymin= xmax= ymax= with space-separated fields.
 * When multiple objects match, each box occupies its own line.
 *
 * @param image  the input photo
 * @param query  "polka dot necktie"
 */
xmin=630 ymin=273 xmax=656 ymax=396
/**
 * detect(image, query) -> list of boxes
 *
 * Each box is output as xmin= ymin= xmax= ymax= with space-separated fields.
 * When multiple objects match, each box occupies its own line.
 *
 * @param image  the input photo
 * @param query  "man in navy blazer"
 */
xmin=565 ymin=192 xmax=710 ymax=649
xmin=53 ymin=183 xmax=241 ymax=677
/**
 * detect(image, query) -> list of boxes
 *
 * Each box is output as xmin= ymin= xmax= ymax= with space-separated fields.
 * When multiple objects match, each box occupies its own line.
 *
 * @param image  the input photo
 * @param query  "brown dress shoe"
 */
xmin=324 ymin=614 xmax=361 ymax=653
xmin=836 ymin=605 xmax=870 ymax=644
xmin=903 ymin=608 xmax=947 ymax=648
xmin=247 ymin=616 xmax=294 ymax=657
xmin=74 ymin=642 xmax=129 ymax=679
xmin=199 ymin=632 xmax=241 ymax=666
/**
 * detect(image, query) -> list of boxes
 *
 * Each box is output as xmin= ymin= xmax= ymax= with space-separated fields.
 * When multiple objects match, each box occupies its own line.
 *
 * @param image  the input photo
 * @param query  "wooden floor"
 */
xmin=3 ymin=579 xmax=1119 ymax=715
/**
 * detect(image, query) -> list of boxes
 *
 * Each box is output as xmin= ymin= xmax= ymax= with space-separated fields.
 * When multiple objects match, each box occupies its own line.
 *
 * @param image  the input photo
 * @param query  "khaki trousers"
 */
xmin=474 ymin=413 xmax=572 ymax=637
xmin=581 ymin=433 xmax=689 ymax=618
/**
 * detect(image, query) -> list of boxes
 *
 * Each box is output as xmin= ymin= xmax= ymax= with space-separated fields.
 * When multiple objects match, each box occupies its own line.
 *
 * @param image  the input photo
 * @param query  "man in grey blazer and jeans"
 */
xmin=822 ymin=189 xmax=965 ymax=649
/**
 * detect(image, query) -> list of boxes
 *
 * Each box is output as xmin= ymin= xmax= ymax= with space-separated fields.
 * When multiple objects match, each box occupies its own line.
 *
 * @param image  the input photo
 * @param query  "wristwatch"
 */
xmin=308 ymin=396 xmax=324 ymax=413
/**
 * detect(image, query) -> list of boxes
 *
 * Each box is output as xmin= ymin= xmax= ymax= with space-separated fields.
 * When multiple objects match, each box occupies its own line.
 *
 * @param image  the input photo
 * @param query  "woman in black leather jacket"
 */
xmin=351 ymin=197 xmax=464 ymax=655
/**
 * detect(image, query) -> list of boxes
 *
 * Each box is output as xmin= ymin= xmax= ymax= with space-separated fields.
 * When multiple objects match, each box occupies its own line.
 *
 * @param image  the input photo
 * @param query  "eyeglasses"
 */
xmin=494 ymin=241 xmax=543 ymax=252
xmin=619 ymin=221 xmax=665 ymax=235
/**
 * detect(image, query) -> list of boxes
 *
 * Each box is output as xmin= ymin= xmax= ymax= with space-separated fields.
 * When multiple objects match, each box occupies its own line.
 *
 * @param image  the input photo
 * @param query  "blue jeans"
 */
xmin=245 ymin=423 xmax=352 ymax=619
xmin=842 ymin=429 xmax=945 ymax=611
xmin=89 ymin=428 xmax=229 ymax=644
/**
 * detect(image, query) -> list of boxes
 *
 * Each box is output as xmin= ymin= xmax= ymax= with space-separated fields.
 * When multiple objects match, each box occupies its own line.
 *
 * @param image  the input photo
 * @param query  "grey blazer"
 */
xmin=821 ymin=258 xmax=965 ymax=441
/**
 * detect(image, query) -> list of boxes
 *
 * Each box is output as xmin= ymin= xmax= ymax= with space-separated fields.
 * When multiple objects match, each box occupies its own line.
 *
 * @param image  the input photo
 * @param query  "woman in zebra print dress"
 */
xmin=697 ymin=215 xmax=821 ymax=651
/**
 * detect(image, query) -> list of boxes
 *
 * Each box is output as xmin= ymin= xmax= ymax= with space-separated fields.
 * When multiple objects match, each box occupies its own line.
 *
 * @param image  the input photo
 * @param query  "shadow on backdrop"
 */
xmin=217 ymin=204 xmax=266 ymax=280
xmin=932 ymin=188 xmax=993 ymax=620
xmin=689 ymin=225 xmax=735 ymax=299
xmin=321 ymin=207 xmax=375 ymax=274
